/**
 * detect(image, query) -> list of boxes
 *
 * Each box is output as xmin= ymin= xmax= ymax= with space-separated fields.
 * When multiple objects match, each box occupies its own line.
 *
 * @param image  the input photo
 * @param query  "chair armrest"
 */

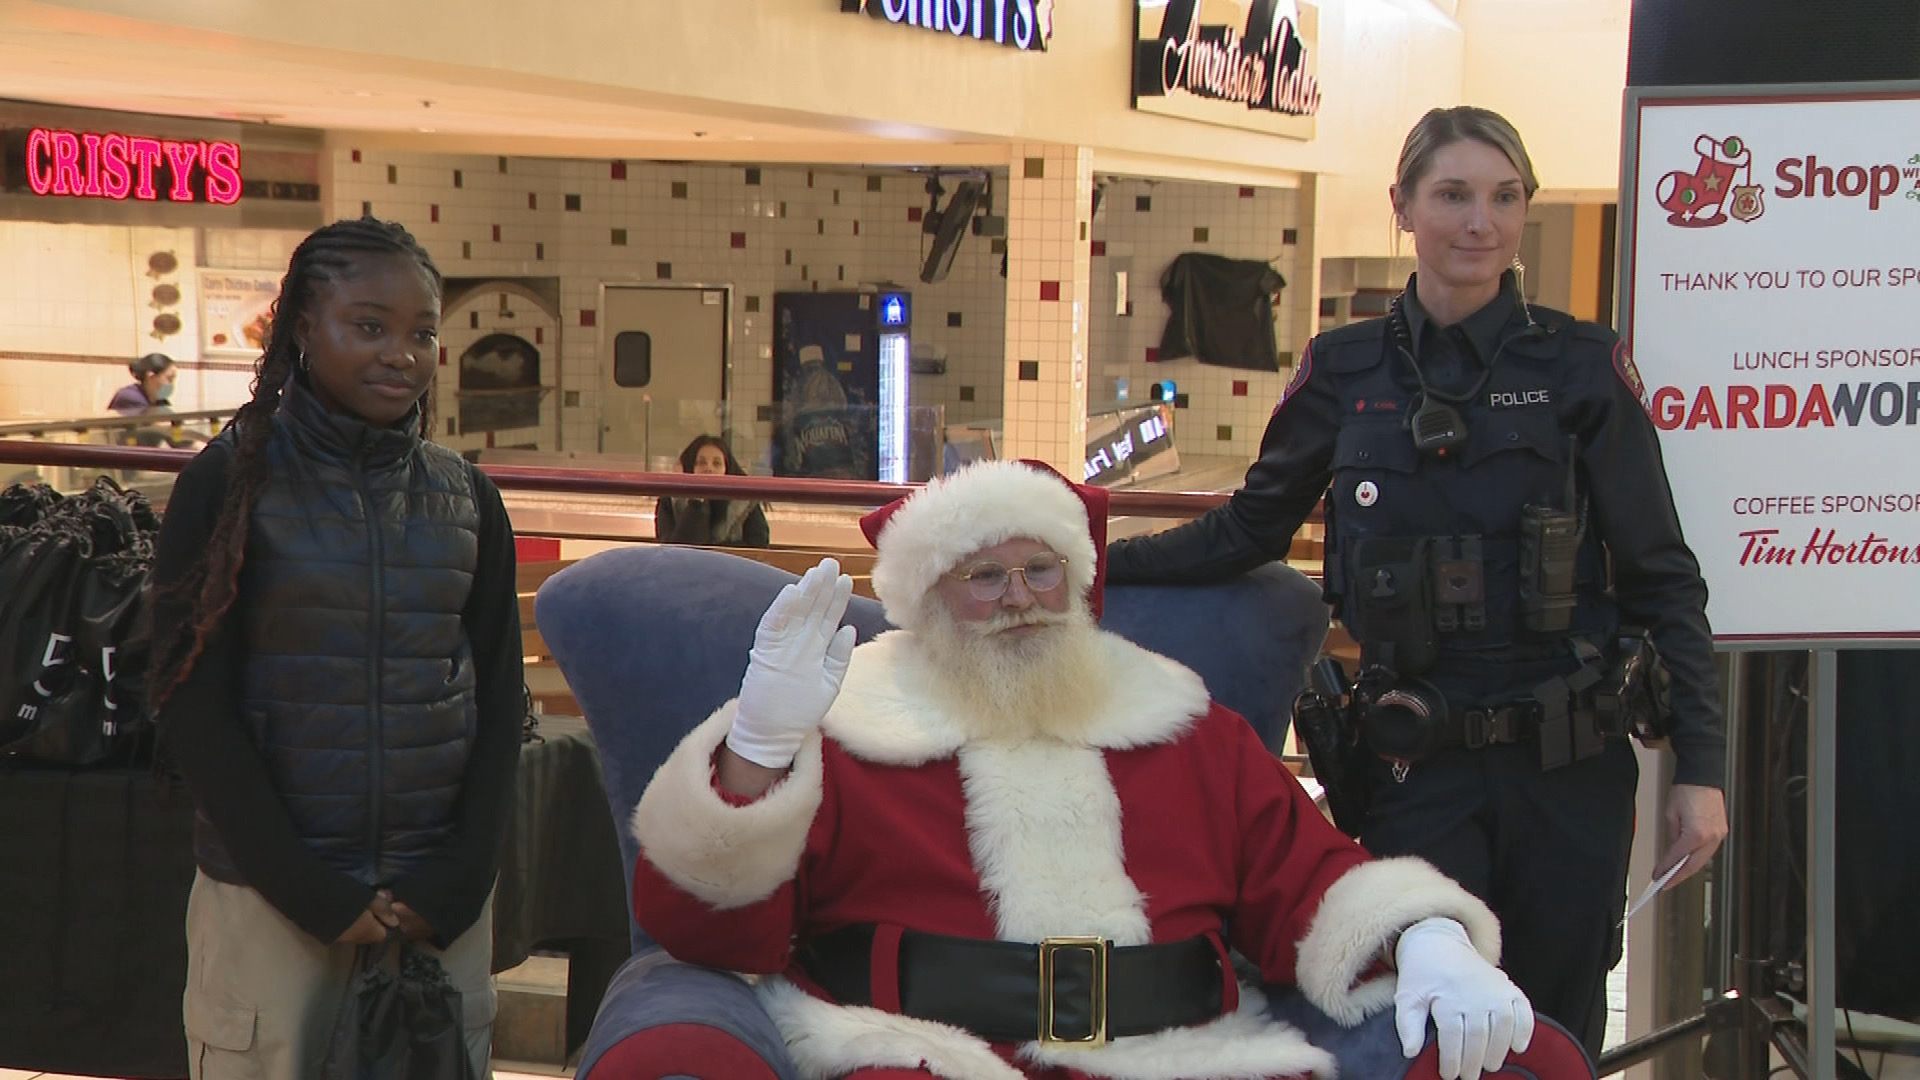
xmin=1267 ymin=988 xmax=1597 ymax=1080
xmin=576 ymin=947 xmax=797 ymax=1080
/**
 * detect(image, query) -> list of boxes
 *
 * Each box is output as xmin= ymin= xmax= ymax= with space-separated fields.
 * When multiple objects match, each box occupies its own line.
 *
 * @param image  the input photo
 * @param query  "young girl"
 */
xmin=148 ymin=218 xmax=523 ymax=1079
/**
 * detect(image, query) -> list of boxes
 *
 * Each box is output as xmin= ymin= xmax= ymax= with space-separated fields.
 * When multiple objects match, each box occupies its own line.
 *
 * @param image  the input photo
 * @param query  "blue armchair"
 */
xmin=536 ymin=546 xmax=1593 ymax=1080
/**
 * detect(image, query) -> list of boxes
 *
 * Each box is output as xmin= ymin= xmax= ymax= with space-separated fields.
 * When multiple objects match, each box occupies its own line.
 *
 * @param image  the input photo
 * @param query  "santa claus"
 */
xmin=630 ymin=460 xmax=1535 ymax=1080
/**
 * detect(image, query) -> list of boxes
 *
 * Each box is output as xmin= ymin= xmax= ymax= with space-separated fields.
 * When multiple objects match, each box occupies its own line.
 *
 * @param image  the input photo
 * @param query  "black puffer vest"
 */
xmin=194 ymin=379 xmax=481 ymax=887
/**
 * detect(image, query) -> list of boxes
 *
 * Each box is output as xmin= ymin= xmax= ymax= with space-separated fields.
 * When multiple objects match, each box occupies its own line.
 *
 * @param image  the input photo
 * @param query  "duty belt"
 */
xmin=796 ymin=923 xmax=1227 ymax=1048
xmin=1435 ymin=701 xmax=1541 ymax=750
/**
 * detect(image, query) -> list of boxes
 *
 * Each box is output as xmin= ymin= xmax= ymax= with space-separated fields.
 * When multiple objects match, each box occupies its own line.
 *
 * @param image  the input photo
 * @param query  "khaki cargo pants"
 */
xmin=183 ymin=871 xmax=496 ymax=1080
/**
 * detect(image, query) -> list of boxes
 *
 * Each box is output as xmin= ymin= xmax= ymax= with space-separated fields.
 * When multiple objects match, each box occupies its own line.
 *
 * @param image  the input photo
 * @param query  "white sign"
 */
xmin=198 ymin=268 xmax=279 ymax=357
xmin=1623 ymin=87 xmax=1920 ymax=644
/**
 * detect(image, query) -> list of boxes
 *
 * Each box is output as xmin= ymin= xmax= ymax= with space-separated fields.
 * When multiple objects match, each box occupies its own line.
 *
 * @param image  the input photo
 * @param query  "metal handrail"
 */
xmin=0 ymin=439 xmax=1244 ymax=518
xmin=0 ymin=409 xmax=234 ymax=439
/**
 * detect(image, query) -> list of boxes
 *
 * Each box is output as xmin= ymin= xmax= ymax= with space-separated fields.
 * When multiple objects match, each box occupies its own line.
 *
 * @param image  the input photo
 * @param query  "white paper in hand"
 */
xmin=1620 ymin=855 xmax=1691 ymax=926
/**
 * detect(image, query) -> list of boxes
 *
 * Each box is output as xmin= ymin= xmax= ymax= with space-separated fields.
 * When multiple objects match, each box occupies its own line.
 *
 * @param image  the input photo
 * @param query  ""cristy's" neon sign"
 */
xmin=23 ymin=127 xmax=242 ymax=205
xmin=847 ymin=0 xmax=1052 ymax=52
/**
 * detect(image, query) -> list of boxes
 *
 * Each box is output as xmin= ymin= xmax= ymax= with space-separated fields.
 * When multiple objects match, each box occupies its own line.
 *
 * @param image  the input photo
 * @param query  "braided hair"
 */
xmin=148 ymin=217 xmax=443 ymax=709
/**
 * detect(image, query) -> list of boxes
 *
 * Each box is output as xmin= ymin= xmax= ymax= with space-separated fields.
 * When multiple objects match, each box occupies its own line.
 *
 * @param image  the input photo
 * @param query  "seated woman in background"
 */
xmin=108 ymin=353 xmax=178 ymax=415
xmin=107 ymin=352 xmax=207 ymax=447
xmin=656 ymin=434 xmax=770 ymax=548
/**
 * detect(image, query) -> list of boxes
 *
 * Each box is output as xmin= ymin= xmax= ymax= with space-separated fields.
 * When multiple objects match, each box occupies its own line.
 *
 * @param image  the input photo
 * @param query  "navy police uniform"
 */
xmin=1106 ymin=274 xmax=1724 ymax=1056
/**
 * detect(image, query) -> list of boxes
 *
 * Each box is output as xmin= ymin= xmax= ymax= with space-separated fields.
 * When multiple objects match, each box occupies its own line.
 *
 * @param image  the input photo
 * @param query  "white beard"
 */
xmin=910 ymin=598 xmax=1110 ymax=744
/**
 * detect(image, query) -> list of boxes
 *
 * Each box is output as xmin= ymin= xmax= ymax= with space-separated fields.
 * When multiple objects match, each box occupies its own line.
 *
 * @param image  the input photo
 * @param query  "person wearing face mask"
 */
xmin=655 ymin=433 xmax=771 ymax=548
xmin=1105 ymin=107 xmax=1727 ymax=1059
xmin=108 ymin=353 xmax=179 ymax=415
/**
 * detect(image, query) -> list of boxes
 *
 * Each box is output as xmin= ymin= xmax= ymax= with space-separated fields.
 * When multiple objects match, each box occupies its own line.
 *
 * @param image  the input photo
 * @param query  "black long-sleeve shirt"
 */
xmin=1109 ymin=284 xmax=1726 ymax=788
xmin=152 ymin=440 xmax=524 ymax=945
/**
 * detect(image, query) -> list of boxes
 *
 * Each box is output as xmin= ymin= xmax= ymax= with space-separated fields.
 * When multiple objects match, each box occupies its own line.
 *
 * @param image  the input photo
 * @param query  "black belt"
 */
xmin=796 ymin=923 xmax=1226 ymax=1048
xmin=1435 ymin=701 xmax=1542 ymax=750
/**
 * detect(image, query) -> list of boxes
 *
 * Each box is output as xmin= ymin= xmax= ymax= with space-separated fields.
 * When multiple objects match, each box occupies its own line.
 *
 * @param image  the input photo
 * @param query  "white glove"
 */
xmin=1393 ymin=917 xmax=1535 ymax=1080
xmin=725 ymin=559 xmax=858 ymax=769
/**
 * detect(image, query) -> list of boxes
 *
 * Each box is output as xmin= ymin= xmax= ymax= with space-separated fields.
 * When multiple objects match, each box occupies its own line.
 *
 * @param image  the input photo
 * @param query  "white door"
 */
xmin=599 ymin=286 xmax=728 ymax=464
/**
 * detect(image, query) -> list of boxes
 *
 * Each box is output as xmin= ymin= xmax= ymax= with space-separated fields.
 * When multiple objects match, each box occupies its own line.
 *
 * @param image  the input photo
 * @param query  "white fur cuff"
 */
xmin=760 ymin=977 xmax=1027 ymax=1080
xmin=1294 ymin=857 xmax=1502 ymax=1026
xmin=629 ymin=702 xmax=824 ymax=910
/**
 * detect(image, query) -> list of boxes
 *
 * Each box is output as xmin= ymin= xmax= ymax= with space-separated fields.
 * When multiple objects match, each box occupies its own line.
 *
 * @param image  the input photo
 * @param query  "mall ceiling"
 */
xmin=0 ymin=5 xmax=1005 ymax=166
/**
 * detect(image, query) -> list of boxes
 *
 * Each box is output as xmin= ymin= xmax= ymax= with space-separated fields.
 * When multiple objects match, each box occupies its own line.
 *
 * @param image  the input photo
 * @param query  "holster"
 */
xmin=1593 ymin=628 xmax=1674 ymax=745
xmin=1292 ymin=661 xmax=1370 ymax=837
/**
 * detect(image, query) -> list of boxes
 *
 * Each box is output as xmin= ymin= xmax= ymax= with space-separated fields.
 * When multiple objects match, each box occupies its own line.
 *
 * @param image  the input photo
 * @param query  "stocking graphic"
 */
xmin=1657 ymin=134 xmax=1751 ymax=227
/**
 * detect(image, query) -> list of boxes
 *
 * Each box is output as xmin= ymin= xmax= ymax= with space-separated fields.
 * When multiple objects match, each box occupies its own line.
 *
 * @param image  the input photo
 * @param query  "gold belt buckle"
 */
xmin=1037 ymin=935 xmax=1110 ymax=1049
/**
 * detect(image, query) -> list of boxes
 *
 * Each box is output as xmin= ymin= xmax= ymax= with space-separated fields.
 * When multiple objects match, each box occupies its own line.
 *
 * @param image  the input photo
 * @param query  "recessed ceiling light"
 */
xmin=416 ymin=127 xmax=435 ymax=133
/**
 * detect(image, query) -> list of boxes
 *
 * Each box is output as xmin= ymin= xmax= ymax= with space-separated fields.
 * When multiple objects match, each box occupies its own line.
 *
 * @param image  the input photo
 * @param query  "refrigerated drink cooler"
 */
xmin=772 ymin=289 xmax=936 ymax=482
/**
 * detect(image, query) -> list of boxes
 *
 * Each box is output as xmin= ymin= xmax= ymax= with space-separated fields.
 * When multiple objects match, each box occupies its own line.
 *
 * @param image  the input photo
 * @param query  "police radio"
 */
xmin=1389 ymin=288 xmax=1555 ymax=458
xmin=1407 ymin=394 xmax=1468 ymax=456
xmin=1389 ymin=298 xmax=1485 ymax=458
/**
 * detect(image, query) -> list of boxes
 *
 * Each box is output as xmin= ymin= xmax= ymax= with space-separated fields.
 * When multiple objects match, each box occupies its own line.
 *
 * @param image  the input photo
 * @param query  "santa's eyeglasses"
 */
xmin=944 ymin=553 xmax=1069 ymax=602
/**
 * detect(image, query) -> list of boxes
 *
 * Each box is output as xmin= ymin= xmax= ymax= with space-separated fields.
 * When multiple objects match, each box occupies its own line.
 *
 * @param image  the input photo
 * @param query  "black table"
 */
xmin=491 ymin=715 xmax=633 ymax=1057
xmin=0 ymin=714 xmax=630 ymax=1078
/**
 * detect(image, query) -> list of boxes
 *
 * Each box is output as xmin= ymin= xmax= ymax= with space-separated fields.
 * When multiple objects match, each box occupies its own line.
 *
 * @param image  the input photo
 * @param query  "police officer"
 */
xmin=1105 ymin=107 xmax=1728 ymax=1059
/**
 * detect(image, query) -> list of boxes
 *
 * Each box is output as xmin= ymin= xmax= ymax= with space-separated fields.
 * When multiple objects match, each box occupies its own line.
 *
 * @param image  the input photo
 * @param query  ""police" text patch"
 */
xmin=1487 ymin=389 xmax=1551 ymax=408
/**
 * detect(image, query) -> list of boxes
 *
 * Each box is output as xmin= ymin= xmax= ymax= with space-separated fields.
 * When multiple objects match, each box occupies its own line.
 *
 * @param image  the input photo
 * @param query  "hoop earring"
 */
xmin=296 ymin=348 xmax=310 ymax=373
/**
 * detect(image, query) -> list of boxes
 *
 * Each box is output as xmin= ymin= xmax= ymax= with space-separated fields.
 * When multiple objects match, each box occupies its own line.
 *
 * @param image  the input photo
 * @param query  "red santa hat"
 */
xmin=859 ymin=459 xmax=1109 ymax=631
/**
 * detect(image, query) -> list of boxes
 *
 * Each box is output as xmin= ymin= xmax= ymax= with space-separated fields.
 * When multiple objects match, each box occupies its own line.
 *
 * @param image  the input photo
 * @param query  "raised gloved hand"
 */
xmin=1393 ymin=917 xmax=1535 ymax=1080
xmin=725 ymin=559 xmax=858 ymax=770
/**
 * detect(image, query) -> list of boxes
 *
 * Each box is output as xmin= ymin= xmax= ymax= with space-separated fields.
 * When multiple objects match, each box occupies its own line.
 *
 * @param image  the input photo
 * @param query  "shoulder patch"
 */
xmin=1612 ymin=340 xmax=1654 ymax=417
xmin=1274 ymin=343 xmax=1314 ymax=415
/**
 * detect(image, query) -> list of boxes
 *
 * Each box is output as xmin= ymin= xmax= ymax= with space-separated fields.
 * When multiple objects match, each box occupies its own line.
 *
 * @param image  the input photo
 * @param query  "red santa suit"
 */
xmin=630 ymin=625 xmax=1504 ymax=1080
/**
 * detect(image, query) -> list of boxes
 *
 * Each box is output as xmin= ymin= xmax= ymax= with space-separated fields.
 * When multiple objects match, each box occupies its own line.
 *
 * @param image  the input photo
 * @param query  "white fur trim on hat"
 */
xmin=869 ymin=460 xmax=1097 ymax=632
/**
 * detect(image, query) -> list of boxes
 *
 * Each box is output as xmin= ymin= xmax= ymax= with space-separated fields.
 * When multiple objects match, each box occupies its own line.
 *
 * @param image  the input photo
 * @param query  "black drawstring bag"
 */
xmin=0 ymin=524 xmax=88 ymax=750
xmin=0 ymin=481 xmax=63 ymax=528
xmin=0 ymin=477 xmax=159 ymax=765
xmin=321 ymin=938 xmax=477 ymax=1080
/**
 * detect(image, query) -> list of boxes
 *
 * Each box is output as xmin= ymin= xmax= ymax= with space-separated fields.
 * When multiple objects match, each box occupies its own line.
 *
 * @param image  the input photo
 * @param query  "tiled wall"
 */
xmin=0 ymin=221 xmax=203 ymax=419
xmin=0 ymin=156 xmax=1316 ymax=471
xmin=1001 ymin=145 xmax=1094 ymax=472
xmin=1088 ymin=180 xmax=1312 ymax=460
xmin=327 ymin=152 xmax=1010 ymax=464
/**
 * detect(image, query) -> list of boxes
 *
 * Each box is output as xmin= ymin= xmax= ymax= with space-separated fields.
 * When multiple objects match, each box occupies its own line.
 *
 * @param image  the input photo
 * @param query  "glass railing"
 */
xmin=510 ymin=400 xmax=955 ymax=486
xmin=0 ymin=408 xmax=232 ymax=503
